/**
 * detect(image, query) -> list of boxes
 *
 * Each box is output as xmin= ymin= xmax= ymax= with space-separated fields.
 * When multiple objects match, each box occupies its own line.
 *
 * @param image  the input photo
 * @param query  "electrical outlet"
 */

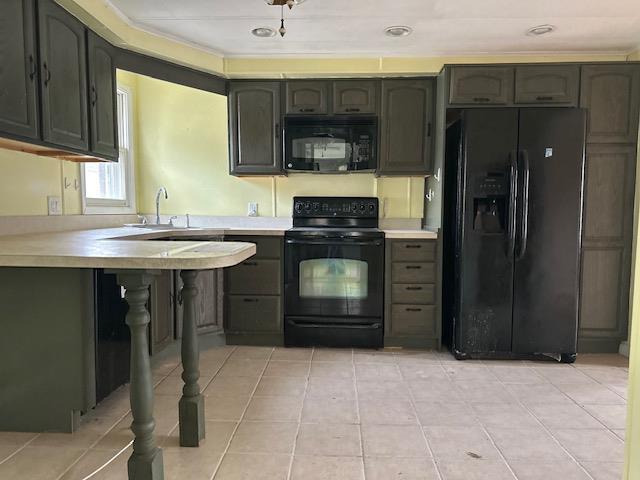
xmin=247 ymin=202 xmax=258 ymax=217
xmin=47 ymin=196 xmax=62 ymax=216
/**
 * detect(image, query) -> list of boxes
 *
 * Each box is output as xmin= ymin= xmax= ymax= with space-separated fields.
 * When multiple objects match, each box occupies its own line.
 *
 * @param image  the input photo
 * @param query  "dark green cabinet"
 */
xmin=285 ymin=80 xmax=329 ymax=114
xmin=449 ymin=66 xmax=514 ymax=105
xmin=580 ymin=64 xmax=640 ymax=144
xmin=515 ymin=65 xmax=579 ymax=105
xmin=37 ymin=0 xmax=89 ymax=151
xmin=175 ymin=269 xmax=222 ymax=337
xmin=148 ymin=270 xmax=174 ymax=355
xmin=87 ymin=31 xmax=118 ymax=160
xmin=332 ymin=80 xmax=379 ymax=114
xmin=378 ymin=79 xmax=434 ymax=175
xmin=228 ymin=81 xmax=282 ymax=175
xmin=0 ymin=0 xmax=39 ymax=140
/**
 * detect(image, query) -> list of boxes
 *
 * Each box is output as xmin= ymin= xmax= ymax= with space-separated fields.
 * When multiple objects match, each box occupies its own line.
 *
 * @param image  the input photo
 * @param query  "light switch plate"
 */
xmin=47 ymin=196 xmax=62 ymax=216
xmin=247 ymin=202 xmax=258 ymax=217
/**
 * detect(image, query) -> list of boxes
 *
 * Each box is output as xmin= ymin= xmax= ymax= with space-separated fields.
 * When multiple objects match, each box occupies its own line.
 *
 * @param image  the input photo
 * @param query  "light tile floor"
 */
xmin=0 ymin=347 xmax=628 ymax=480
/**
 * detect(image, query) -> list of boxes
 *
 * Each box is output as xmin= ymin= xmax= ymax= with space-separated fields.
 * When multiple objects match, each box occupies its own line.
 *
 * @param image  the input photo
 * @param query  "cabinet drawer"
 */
xmin=390 ymin=305 xmax=436 ymax=336
xmin=449 ymin=67 xmax=514 ymax=105
xmin=391 ymin=241 xmax=436 ymax=262
xmin=391 ymin=284 xmax=435 ymax=305
xmin=226 ymin=295 xmax=281 ymax=333
xmin=391 ymin=263 xmax=436 ymax=284
xmin=515 ymin=65 xmax=579 ymax=105
xmin=225 ymin=236 xmax=281 ymax=259
xmin=226 ymin=259 xmax=281 ymax=295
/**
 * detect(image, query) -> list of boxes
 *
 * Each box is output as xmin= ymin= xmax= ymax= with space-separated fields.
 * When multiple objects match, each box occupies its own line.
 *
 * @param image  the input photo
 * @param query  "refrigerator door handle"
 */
xmin=506 ymin=150 xmax=518 ymax=258
xmin=516 ymin=149 xmax=530 ymax=260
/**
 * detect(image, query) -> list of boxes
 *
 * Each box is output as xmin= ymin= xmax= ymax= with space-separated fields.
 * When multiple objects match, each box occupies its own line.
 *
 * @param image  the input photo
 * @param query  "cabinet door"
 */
xmin=228 ymin=81 xmax=282 ymax=175
xmin=0 ymin=0 xmax=39 ymax=139
xmin=579 ymin=144 xmax=636 ymax=351
xmin=378 ymin=79 xmax=434 ymax=175
xmin=285 ymin=80 xmax=329 ymax=114
xmin=87 ymin=31 xmax=118 ymax=160
xmin=149 ymin=270 xmax=174 ymax=355
xmin=449 ymin=66 xmax=514 ymax=105
xmin=175 ymin=270 xmax=222 ymax=337
xmin=515 ymin=65 xmax=579 ymax=105
xmin=332 ymin=80 xmax=379 ymax=114
xmin=38 ymin=0 xmax=89 ymax=151
xmin=580 ymin=65 xmax=640 ymax=144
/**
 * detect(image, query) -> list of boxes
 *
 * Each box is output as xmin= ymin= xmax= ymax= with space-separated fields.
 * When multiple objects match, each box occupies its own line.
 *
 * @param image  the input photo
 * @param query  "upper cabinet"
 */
xmin=38 ymin=0 xmax=89 ymax=151
xmin=286 ymin=81 xmax=329 ymax=114
xmin=515 ymin=65 xmax=579 ymax=105
xmin=580 ymin=64 xmax=640 ymax=144
xmin=87 ymin=31 xmax=118 ymax=159
xmin=449 ymin=66 xmax=514 ymax=105
xmin=0 ymin=0 xmax=39 ymax=140
xmin=332 ymin=80 xmax=379 ymax=114
xmin=228 ymin=81 xmax=282 ymax=175
xmin=378 ymin=79 xmax=434 ymax=176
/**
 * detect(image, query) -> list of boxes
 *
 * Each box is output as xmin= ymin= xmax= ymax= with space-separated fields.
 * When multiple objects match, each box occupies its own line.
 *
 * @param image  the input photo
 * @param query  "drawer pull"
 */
xmin=405 ymin=244 xmax=422 ymax=249
xmin=473 ymin=97 xmax=490 ymax=102
xmin=406 ymin=307 xmax=422 ymax=312
xmin=536 ymin=95 xmax=554 ymax=101
xmin=405 ymin=286 xmax=423 ymax=291
xmin=406 ymin=265 xmax=422 ymax=270
xmin=243 ymin=261 xmax=258 ymax=266
xmin=345 ymin=108 xmax=361 ymax=112
xmin=242 ymin=298 xmax=259 ymax=303
xmin=299 ymin=108 xmax=316 ymax=113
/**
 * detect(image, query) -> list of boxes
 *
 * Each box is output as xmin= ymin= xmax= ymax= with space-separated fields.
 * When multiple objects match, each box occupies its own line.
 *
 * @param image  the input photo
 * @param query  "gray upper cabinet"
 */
xmin=580 ymin=64 xmax=640 ymax=144
xmin=87 ymin=31 xmax=118 ymax=161
xmin=514 ymin=65 xmax=579 ymax=105
xmin=286 ymin=80 xmax=329 ymax=114
xmin=449 ymin=66 xmax=514 ymax=105
xmin=228 ymin=81 xmax=282 ymax=175
xmin=38 ymin=0 xmax=89 ymax=151
xmin=378 ymin=79 xmax=434 ymax=176
xmin=0 ymin=0 xmax=39 ymax=140
xmin=332 ymin=80 xmax=379 ymax=114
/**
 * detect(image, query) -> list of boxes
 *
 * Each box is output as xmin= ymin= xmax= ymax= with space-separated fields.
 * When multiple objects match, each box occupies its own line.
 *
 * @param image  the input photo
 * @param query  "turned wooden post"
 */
xmin=178 ymin=269 xmax=205 ymax=447
xmin=116 ymin=271 xmax=164 ymax=480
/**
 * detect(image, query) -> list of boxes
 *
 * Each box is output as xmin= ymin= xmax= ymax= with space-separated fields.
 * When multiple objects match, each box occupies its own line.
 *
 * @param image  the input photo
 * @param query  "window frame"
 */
xmin=81 ymin=85 xmax=137 ymax=215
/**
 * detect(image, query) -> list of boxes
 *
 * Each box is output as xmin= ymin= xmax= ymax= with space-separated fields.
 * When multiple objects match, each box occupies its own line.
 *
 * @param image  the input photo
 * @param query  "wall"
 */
xmin=125 ymin=71 xmax=425 ymax=219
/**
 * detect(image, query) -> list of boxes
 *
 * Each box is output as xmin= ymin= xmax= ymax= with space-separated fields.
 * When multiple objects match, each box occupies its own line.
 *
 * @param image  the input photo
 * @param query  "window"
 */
xmin=82 ymin=87 xmax=136 ymax=214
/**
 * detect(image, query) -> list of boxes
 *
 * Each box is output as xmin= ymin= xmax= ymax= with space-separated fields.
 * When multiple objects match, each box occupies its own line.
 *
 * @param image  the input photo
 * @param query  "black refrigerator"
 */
xmin=442 ymin=108 xmax=586 ymax=362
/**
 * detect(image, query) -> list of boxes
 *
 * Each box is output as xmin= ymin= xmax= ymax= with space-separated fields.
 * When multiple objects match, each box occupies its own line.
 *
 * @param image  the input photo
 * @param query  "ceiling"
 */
xmin=107 ymin=0 xmax=640 ymax=57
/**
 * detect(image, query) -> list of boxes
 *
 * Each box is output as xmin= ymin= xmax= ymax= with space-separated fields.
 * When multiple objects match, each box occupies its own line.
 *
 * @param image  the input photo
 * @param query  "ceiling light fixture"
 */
xmin=251 ymin=27 xmax=276 ymax=38
xmin=261 ymin=0 xmax=307 ymax=38
xmin=527 ymin=24 xmax=556 ymax=36
xmin=385 ymin=26 xmax=413 ymax=37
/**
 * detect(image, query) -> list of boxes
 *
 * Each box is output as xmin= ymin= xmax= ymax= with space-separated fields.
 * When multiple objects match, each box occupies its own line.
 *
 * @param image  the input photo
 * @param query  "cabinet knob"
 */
xmin=91 ymin=86 xmax=97 ymax=107
xmin=405 ymin=244 xmax=422 ymax=249
xmin=43 ymin=63 xmax=51 ymax=86
xmin=28 ymin=55 xmax=36 ymax=81
xmin=406 ymin=265 xmax=422 ymax=270
xmin=406 ymin=286 xmax=423 ymax=291
xmin=406 ymin=307 xmax=422 ymax=312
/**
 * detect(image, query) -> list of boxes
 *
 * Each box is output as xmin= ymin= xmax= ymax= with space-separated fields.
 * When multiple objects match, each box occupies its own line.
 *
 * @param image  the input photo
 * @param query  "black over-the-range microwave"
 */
xmin=284 ymin=115 xmax=377 ymax=173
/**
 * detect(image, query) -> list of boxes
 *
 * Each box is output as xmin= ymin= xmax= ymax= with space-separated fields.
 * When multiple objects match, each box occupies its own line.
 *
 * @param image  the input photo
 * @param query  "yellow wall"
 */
xmin=125 ymin=71 xmax=424 ymax=218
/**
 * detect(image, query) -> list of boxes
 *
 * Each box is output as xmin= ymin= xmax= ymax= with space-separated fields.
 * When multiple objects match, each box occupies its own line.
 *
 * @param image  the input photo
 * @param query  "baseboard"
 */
xmin=619 ymin=340 xmax=630 ymax=357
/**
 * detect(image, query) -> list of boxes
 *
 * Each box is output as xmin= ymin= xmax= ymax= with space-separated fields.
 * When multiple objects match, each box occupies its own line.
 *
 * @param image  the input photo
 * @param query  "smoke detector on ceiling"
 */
xmin=527 ymin=24 xmax=556 ymax=36
xmin=385 ymin=26 xmax=413 ymax=37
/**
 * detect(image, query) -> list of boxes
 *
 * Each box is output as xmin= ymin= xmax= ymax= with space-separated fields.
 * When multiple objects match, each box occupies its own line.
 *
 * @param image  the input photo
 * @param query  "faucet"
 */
xmin=155 ymin=187 xmax=168 ymax=225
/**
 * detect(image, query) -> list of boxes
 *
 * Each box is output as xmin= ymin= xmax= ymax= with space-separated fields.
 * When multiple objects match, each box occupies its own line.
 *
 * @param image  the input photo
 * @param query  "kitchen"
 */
xmin=0 ymin=0 xmax=638 ymax=479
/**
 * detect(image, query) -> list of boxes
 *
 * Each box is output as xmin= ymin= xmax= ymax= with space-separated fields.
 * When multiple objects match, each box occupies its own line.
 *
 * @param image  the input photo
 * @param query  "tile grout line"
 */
xmin=285 ymin=347 xmax=313 ymax=480
xmin=489 ymin=365 xmax=597 ymax=480
xmin=208 ymin=346 xmax=275 ymax=480
xmin=0 ymin=432 xmax=41 ymax=468
xmin=351 ymin=349 xmax=368 ymax=480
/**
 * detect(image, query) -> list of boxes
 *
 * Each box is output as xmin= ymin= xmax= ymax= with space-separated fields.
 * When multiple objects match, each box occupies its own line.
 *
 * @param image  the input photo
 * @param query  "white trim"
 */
xmin=81 ymin=85 xmax=137 ymax=215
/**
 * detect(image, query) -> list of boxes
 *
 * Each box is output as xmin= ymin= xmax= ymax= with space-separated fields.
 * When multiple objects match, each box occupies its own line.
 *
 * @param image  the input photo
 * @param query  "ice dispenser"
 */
xmin=472 ymin=173 xmax=508 ymax=234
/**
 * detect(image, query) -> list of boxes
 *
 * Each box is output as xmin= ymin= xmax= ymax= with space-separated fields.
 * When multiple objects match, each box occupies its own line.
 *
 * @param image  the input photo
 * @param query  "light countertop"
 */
xmin=0 ymin=227 xmax=255 ymax=270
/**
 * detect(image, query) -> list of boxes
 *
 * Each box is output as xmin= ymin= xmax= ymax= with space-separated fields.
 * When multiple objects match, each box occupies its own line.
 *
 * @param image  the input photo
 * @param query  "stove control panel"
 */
xmin=293 ymin=197 xmax=378 ymax=218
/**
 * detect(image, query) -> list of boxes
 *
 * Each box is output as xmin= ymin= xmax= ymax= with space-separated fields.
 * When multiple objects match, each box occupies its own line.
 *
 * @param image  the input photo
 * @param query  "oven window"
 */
xmin=299 ymin=258 xmax=368 ymax=299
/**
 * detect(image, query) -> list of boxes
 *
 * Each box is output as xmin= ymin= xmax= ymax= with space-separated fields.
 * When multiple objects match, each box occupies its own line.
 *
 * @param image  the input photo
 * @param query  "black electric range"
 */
xmin=284 ymin=197 xmax=384 ymax=348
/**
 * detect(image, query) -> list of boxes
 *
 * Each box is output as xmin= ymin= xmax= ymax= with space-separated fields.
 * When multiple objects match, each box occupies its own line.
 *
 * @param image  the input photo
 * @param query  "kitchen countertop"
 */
xmin=0 ymin=227 xmax=255 ymax=270
xmin=383 ymin=229 xmax=438 ymax=239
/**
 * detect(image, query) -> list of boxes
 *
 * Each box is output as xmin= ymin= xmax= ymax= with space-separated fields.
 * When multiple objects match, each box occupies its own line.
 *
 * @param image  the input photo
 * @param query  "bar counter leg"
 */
xmin=117 ymin=271 xmax=164 ymax=480
xmin=178 ymin=269 xmax=205 ymax=447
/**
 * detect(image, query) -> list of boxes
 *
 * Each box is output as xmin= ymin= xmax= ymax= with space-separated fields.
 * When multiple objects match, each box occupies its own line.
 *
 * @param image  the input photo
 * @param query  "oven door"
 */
xmin=284 ymin=232 xmax=384 ymax=319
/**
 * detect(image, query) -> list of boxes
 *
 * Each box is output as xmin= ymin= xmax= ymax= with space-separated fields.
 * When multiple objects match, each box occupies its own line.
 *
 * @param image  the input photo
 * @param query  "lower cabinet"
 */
xmin=148 ymin=270 xmax=174 ymax=355
xmin=384 ymin=239 xmax=440 ymax=348
xmin=174 ymin=269 xmax=223 ymax=337
xmin=224 ymin=236 xmax=284 ymax=345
